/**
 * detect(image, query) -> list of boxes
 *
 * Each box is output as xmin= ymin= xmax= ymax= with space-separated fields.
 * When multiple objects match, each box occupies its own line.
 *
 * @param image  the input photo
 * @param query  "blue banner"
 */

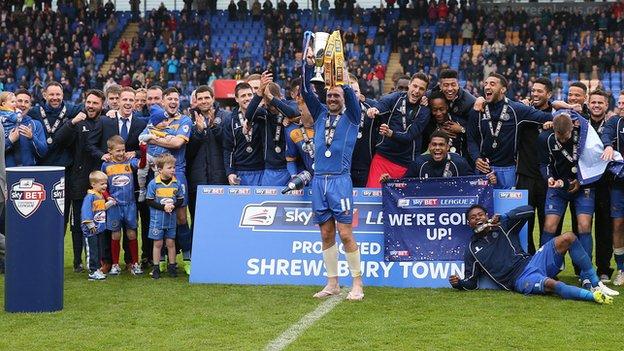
xmin=383 ymin=176 xmax=493 ymax=261
xmin=190 ymin=184 xmax=528 ymax=288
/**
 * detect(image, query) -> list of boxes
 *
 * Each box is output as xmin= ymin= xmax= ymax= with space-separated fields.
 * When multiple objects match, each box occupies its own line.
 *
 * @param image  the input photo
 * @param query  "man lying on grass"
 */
xmin=449 ymin=205 xmax=620 ymax=304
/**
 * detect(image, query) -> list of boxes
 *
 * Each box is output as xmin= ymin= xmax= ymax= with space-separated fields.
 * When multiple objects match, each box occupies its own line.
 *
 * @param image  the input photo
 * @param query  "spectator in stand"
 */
xmin=228 ymin=0 xmax=238 ymax=20
xmin=320 ymin=0 xmax=330 ymax=21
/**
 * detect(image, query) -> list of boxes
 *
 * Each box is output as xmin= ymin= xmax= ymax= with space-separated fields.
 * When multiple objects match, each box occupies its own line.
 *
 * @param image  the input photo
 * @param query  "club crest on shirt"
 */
xmin=160 ymin=198 xmax=175 ymax=205
xmin=94 ymin=210 xmax=106 ymax=223
xmin=112 ymin=175 xmax=131 ymax=187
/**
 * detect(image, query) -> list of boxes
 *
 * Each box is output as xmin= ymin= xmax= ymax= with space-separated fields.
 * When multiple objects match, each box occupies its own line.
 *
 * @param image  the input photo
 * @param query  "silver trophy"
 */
xmin=310 ymin=32 xmax=330 ymax=84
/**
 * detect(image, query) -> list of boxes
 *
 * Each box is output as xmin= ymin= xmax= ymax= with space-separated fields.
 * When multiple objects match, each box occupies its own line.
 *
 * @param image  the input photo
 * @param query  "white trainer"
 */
xmin=88 ymin=269 xmax=106 ymax=281
xmin=130 ymin=263 xmax=143 ymax=275
xmin=109 ymin=264 xmax=122 ymax=275
xmin=600 ymin=274 xmax=611 ymax=283
xmin=613 ymin=270 xmax=624 ymax=286
xmin=592 ymin=281 xmax=620 ymax=297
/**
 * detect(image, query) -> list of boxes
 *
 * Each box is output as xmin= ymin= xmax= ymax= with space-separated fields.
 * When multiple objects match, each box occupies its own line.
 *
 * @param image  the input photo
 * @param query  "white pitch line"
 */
xmin=264 ymin=292 xmax=345 ymax=351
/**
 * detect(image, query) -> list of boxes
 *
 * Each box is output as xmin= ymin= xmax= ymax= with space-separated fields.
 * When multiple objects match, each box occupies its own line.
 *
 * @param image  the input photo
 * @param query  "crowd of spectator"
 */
xmin=0 ymin=0 xmax=125 ymax=106
xmin=4 ymin=0 xmax=624 ymax=105
xmin=102 ymin=0 xmax=399 ymax=101
xmin=397 ymin=1 xmax=624 ymax=104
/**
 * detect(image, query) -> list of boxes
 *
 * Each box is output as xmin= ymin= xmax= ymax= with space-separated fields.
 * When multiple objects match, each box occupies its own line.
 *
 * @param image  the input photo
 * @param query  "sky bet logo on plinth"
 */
xmin=52 ymin=177 xmax=65 ymax=215
xmin=10 ymin=178 xmax=47 ymax=218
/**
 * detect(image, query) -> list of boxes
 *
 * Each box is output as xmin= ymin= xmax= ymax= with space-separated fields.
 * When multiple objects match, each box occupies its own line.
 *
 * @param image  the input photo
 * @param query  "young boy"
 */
xmin=81 ymin=171 xmax=116 ymax=281
xmin=137 ymin=105 xmax=175 ymax=201
xmin=101 ymin=135 xmax=143 ymax=275
xmin=0 ymin=91 xmax=48 ymax=166
xmin=146 ymin=153 xmax=185 ymax=279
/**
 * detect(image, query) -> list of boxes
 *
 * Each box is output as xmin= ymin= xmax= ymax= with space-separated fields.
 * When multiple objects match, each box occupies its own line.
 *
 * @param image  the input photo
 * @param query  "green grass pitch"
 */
xmin=0 ymin=212 xmax=622 ymax=350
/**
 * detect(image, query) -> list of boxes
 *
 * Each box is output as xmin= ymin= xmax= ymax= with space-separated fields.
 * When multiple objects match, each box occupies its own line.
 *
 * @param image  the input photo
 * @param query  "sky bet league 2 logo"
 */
xmin=239 ymin=201 xmax=384 ymax=233
xmin=10 ymin=178 xmax=47 ymax=218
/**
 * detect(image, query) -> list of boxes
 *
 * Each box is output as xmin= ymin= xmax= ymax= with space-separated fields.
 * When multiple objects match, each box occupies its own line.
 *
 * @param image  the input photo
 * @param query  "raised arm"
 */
xmin=269 ymin=97 xmax=300 ymax=119
xmin=370 ymin=92 xmax=400 ymax=117
xmin=246 ymin=94 xmax=266 ymax=123
xmin=518 ymin=103 xmax=553 ymax=124
xmin=391 ymin=106 xmax=430 ymax=144
xmin=302 ymin=64 xmax=325 ymax=121
xmin=342 ymin=84 xmax=362 ymax=125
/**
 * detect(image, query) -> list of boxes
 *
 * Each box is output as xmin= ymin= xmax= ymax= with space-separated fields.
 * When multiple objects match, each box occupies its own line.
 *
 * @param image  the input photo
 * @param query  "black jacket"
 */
xmin=188 ymin=109 xmax=229 ymax=190
xmin=55 ymin=116 xmax=103 ymax=200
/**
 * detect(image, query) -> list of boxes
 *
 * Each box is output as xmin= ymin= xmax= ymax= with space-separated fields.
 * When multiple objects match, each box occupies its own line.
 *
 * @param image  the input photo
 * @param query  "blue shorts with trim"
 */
xmin=611 ymin=187 xmax=624 ymax=218
xmin=238 ymin=170 xmax=263 ymax=186
xmin=261 ymin=168 xmax=291 ymax=186
xmin=545 ymin=187 xmax=595 ymax=217
xmin=491 ymin=165 xmax=516 ymax=189
xmin=148 ymin=227 xmax=176 ymax=240
xmin=106 ymin=202 xmax=138 ymax=231
xmin=514 ymin=239 xmax=564 ymax=294
xmin=311 ymin=173 xmax=353 ymax=225
xmin=175 ymin=171 xmax=188 ymax=207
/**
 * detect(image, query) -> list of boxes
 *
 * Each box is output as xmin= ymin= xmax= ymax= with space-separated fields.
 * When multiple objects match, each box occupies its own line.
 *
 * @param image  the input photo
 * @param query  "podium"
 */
xmin=5 ymin=166 xmax=65 ymax=313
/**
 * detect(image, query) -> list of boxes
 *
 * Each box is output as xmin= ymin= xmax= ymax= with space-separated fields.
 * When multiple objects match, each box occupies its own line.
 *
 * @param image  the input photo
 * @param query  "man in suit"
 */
xmin=94 ymin=87 xmax=148 ymax=272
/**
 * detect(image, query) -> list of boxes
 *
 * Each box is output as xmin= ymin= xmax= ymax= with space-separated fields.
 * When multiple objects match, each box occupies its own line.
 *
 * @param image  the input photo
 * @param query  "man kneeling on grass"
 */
xmin=449 ymin=205 xmax=620 ymax=304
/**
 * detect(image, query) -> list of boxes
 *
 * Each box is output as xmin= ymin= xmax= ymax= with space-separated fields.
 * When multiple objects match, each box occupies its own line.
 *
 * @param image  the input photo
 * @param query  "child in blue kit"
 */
xmin=145 ymin=153 xmax=185 ymax=279
xmin=137 ymin=105 xmax=175 ymax=201
xmin=101 ymin=135 xmax=143 ymax=276
xmin=81 ymin=171 xmax=116 ymax=281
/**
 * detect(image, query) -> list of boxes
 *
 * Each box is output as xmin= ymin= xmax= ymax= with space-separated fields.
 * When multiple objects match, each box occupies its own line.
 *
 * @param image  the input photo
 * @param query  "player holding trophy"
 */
xmin=302 ymin=31 xmax=364 ymax=301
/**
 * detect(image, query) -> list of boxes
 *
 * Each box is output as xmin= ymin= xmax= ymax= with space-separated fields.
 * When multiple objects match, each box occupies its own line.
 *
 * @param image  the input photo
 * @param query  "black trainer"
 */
xmin=167 ymin=263 xmax=177 ymax=278
xmin=73 ymin=263 xmax=84 ymax=273
xmin=141 ymin=259 xmax=153 ymax=270
xmin=151 ymin=266 xmax=160 ymax=279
